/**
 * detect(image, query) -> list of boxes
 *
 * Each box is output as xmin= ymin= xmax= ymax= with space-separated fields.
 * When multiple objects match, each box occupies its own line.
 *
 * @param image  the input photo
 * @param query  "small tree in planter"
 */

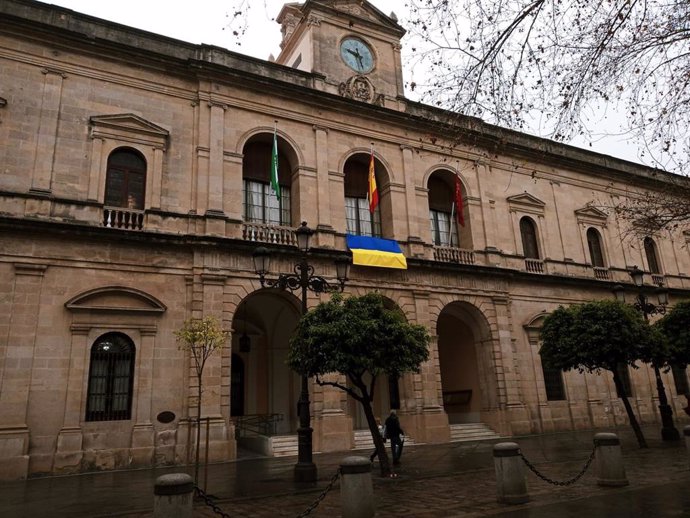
xmin=287 ymin=292 xmax=430 ymax=477
xmin=540 ymin=300 xmax=661 ymax=448
xmin=175 ymin=316 xmax=229 ymax=483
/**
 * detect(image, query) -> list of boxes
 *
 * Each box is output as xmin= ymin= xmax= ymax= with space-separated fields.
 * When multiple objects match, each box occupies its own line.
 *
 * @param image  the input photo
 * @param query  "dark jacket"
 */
xmin=384 ymin=413 xmax=403 ymax=439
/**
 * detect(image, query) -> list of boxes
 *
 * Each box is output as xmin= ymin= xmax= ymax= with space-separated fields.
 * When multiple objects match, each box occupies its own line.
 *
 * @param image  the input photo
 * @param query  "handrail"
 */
xmin=234 ymin=413 xmax=283 ymax=437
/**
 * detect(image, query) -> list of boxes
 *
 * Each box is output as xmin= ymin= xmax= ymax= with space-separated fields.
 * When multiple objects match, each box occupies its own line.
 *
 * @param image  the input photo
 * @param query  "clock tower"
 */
xmin=275 ymin=0 xmax=406 ymax=107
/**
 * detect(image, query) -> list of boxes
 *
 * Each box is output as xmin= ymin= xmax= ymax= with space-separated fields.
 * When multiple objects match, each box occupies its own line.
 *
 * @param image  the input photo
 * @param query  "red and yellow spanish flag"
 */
xmin=454 ymin=174 xmax=465 ymax=227
xmin=368 ymin=151 xmax=379 ymax=213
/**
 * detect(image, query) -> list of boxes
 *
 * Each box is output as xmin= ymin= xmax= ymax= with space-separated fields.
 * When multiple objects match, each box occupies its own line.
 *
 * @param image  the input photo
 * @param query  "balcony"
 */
xmin=525 ymin=258 xmax=545 ymax=274
xmin=433 ymin=245 xmax=475 ymax=265
xmin=593 ymin=267 xmax=611 ymax=280
xmin=242 ymin=222 xmax=297 ymax=246
xmin=652 ymin=274 xmax=665 ymax=286
xmin=103 ymin=207 xmax=144 ymax=230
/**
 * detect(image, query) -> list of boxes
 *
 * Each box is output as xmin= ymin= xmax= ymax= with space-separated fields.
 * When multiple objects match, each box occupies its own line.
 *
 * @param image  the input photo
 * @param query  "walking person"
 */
xmin=384 ymin=410 xmax=404 ymax=465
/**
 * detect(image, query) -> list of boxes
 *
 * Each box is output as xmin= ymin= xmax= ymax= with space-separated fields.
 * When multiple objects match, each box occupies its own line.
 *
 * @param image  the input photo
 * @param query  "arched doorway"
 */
xmin=230 ymin=290 xmax=301 ymax=435
xmin=436 ymin=302 xmax=496 ymax=424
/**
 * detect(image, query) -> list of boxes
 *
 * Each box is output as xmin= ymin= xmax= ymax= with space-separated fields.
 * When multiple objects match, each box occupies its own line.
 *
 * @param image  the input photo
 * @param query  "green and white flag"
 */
xmin=270 ymin=128 xmax=281 ymax=200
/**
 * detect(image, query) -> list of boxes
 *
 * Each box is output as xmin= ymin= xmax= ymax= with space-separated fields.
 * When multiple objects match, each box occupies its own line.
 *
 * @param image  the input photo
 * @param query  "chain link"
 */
xmin=193 ymin=467 xmax=341 ymax=518
xmin=194 ymin=485 xmax=231 ymax=518
xmin=519 ymin=446 xmax=596 ymax=486
xmin=295 ymin=468 xmax=341 ymax=518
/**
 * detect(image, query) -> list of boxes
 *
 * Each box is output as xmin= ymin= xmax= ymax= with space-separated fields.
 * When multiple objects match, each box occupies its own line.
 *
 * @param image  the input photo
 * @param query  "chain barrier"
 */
xmin=194 ymin=485 xmax=231 ymax=518
xmin=295 ymin=468 xmax=341 ymax=518
xmin=192 ymin=467 xmax=341 ymax=518
xmin=519 ymin=445 xmax=596 ymax=487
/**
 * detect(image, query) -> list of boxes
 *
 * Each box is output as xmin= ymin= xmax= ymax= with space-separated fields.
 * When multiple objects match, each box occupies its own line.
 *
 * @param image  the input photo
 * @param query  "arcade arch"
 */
xmin=436 ymin=301 xmax=496 ymax=424
xmin=230 ymin=289 xmax=301 ymax=435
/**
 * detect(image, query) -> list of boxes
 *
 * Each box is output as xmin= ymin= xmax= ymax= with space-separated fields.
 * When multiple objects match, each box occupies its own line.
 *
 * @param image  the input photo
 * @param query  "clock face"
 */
xmin=340 ymin=37 xmax=375 ymax=74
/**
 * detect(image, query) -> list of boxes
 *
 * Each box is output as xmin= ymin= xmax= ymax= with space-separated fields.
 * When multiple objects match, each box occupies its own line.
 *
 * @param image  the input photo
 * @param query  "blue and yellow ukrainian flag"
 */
xmin=346 ymin=235 xmax=407 ymax=270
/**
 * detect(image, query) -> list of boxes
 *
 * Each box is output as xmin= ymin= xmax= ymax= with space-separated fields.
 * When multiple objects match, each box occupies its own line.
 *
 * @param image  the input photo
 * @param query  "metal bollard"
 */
xmin=493 ymin=442 xmax=529 ymax=504
xmin=340 ymin=456 xmax=374 ymax=518
xmin=593 ymin=433 xmax=628 ymax=487
xmin=153 ymin=473 xmax=194 ymax=518
xmin=684 ymin=426 xmax=690 ymax=470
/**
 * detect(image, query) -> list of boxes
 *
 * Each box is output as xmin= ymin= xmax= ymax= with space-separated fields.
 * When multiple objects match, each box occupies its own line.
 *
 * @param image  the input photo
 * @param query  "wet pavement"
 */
xmin=1 ymin=425 xmax=689 ymax=517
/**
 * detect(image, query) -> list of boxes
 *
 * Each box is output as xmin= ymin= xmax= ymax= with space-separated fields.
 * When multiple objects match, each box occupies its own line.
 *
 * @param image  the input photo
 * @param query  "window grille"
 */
xmin=86 ymin=333 xmax=135 ymax=422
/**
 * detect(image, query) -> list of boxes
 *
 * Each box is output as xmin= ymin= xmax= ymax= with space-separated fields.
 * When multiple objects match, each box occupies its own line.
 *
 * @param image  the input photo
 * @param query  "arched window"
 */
xmin=519 ymin=217 xmax=540 ymax=259
xmin=86 ymin=333 xmax=135 ymax=422
xmin=644 ymin=237 xmax=661 ymax=274
xmin=344 ymin=156 xmax=381 ymax=237
xmin=428 ymin=175 xmax=458 ymax=247
xmin=587 ymin=227 xmax=605 ymax=267
xmin=242 ymin=140 xmax=292 ymax=226
xmin=105 ymin=149 xmax=146 ymax=209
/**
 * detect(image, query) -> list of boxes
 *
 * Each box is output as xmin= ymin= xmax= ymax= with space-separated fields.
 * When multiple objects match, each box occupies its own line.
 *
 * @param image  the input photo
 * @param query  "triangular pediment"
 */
xmin=574 ymin=206 xmax=608 ymax=221
xmin=65 ymin=286 xmax=166 ymax=314
xmin=294 ymin=1 xmax=404 ymax=35
xmin=89 ymin=114 xmax=169 ymax=148
xmin=90 ymin=114 xmax=169 ymax=137
xmin=507 ymin=192 xmax=546 ymax=208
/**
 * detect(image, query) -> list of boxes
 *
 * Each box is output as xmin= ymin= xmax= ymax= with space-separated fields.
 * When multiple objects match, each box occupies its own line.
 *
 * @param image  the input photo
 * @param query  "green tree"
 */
xmin=175 ymin=316 xmax=229 ymax=484
xmin=540 ymin=300 xmax=660 ymax=448
xmin=657 ymin=301 xmax=690 ymax=369
xmin=287 ymin=292 xmax=430 ymax=477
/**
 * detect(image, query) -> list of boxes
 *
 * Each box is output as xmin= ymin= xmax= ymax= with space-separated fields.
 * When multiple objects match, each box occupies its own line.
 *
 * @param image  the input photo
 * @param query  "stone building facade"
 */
xmin=1 ymin=0 xmax=689 ymax=480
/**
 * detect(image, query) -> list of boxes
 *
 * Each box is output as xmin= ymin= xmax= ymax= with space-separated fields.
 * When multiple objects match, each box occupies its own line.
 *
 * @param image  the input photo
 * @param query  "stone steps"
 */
xmin=352 ymin=428 xmax=416 ymax=450
xmin=449 ymin=423 xmax=500 ymax=442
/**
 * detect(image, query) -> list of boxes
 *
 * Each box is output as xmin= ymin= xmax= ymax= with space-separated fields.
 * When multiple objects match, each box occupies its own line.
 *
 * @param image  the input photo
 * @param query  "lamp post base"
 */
xmin=659 ymin=404 xmax=680 ymax=441
xmin=294 ymin=462 xmax=317 ymax=483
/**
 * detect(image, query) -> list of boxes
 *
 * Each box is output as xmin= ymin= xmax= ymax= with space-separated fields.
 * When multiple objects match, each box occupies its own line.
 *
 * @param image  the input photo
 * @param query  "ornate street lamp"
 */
xmin=252 ymin=221 xmax=350 ymax=483
xmin=613 ymin=266 xmax=678 ymax=441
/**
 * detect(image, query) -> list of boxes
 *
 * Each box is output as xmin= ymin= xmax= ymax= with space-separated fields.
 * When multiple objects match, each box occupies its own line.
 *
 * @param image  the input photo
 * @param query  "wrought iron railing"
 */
xmin=234 ymin=413 xmax=283 ymax=437
xmin=242 ymin=223 xmax=297 ymax=246
xmin=103 ymin=207 xmax=144 ymax=230
xmin=433 ymin=245 xmax=475 ymax=265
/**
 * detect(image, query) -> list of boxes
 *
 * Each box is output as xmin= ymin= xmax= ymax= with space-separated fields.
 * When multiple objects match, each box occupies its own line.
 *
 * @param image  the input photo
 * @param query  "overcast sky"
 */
xmin=42 ymin=0 xmax=640 ymax=165
xmin=43 ymin=0 xmax=402 ymax=60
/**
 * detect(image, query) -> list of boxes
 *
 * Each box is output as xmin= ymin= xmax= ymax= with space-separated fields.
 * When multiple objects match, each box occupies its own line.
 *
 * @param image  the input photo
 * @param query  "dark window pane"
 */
xmin=587 ymin=228 xmax=605 ymax=267
xmin=671 ymin=364 xmax=689 ymax=396
xmin=644 ymin=237 xmax=661 ymax=274
xmin=105 ymin=149 xmax=146 ymax=209
xmin=615 ymin=363 xmax=633 ymax=398
xmin=520 ymin=217 xmax=540 ymax=259
xmin=542 ymin=366 xmax=566 ymax=401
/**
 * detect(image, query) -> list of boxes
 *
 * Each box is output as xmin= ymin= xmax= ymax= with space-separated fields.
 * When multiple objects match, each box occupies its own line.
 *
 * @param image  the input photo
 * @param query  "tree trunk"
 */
xmin=360 ymin=395 xmax=393 ymax=477
xmin=195 ymin=373 xmax=202 ymax=483
xmin=612 ymin=370 xmax=647 ymax=448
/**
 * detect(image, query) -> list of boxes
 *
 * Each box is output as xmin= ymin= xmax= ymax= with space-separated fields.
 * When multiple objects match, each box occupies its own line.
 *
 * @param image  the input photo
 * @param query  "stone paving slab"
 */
xmin=2 ymin=426 xmax=689 ymax=518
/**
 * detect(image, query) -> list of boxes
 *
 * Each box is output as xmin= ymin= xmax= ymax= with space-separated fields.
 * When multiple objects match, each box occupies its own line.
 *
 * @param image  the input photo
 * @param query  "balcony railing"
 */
xmin=242 ymin=222 xmax=297 ymax=246
xmin=652 ymin=274 xmax=665 ymax=286
xmin=525 ymin=258 xmax=545 ymax=274
xmin=103 ymin=207 xmax=144 ymax=230
xmin=433 ymin=245 xmax=475 ymax=265
xmin=593 ymin=267 xmax=610 ymax=280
